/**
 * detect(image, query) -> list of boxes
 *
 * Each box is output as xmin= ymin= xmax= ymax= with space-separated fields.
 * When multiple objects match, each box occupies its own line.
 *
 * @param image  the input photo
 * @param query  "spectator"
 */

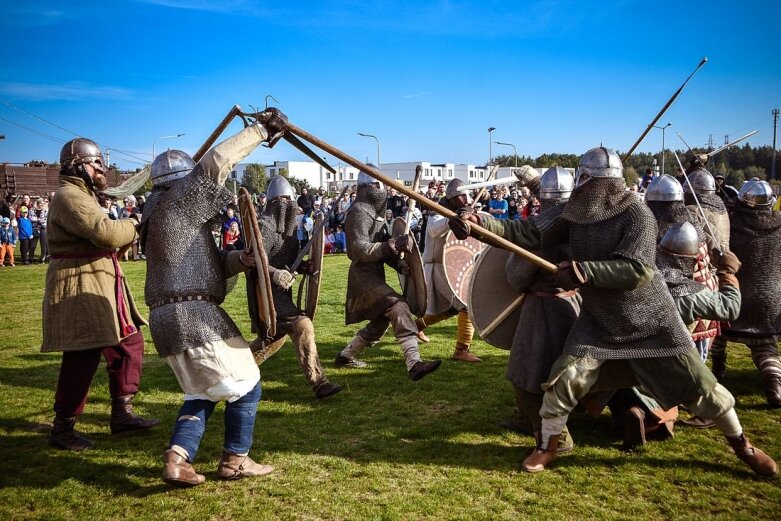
xmin=297 ymin=187 xmax=315 ymax=215
xmin=526 ymin=194 xmax=541 ymax=218
xmin=296 ymin=206 xmax=313 ymax=248
xmin=98 ymin=193 xmax=118 ymax=219
xmin=222 ymin=221 xmax=242 ymax=251
xmin=118 ymin=196 xmax=141 ymax=260
xmin=518 ymin=196 xmax=529 ymax=220
xmin=488 ymin=190 xmax=509 ymax=219
xmin=222 ymin=206 xmax=240 ymax=234
xmin=0 ymin=197 xmax=10 ymax=220
xmin=136 ymin=195 xmax=146 ymax=214
xmin=507 ymin=196 xmax=519 ymax=220
xmin=384 ymin=209 xmax=395 ymax=236
xmin=315 ymin=186 xmax=327 ymax=206
xmin=256 ymin=192 xmax=267 ymax=214
xmin=387 ymin=188 xmax=405 ymax=217
xmin=324 ymin=227 xmax=335 ymax=254
xmin=17 ymin=206 xmax=34 ymax=264
xmin=15 ymin=195 xmax=31 ymax=218
xmin=640 ymin=168 xmax=654 ymax=191
xmin=28 ymin=197 xmax=49 ymax=263
xmin=0 ymin=216 xmax=16 ymax=266
xmin=333 ymin=225 xmax=346 ymax=253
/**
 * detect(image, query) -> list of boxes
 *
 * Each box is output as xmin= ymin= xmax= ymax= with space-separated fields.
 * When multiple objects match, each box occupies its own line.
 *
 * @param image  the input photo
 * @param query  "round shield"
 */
xmin=239 ymin=188 xmax=276 ymax=339
xmin=297 ymin=213 xmax=324 ymax=320
xmin=442 ymin=231 xmax=484 ymax=308
xmin=391 ymin=216 xmax=427 ymax=317
xmin=468 ymin=245 xmax=525 ymax=350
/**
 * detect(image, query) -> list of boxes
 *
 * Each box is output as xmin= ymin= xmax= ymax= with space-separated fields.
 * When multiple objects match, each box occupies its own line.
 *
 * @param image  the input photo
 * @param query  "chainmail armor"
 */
xmin=656 ymin=250 xmax=705 ymax=298
xmin=562 ymin=178 xmax=634 ymax=224
xmin=142 ymin=165 xmax=240 ymax=357
xmin=258 ymin=201 xmax=303 ymax=319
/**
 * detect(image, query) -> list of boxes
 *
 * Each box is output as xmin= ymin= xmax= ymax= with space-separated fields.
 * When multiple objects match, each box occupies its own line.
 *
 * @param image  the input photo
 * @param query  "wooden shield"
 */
xmin=296 ymin=213 xmax=324 ymax=320
xmin=442 ymin=231 xmax=484 ymax=308
xmin=468 ymin=245 xmax=525 ymax=350
xmin=391 ymin=216 xmax=427 ymax=317
xmin=238 ymin=188 xmax=276 ymax=338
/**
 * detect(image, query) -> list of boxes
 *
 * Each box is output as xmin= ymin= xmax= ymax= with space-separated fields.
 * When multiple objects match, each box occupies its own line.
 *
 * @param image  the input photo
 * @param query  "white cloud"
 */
xmin=0 ymin=82 xmax=133 ymax=101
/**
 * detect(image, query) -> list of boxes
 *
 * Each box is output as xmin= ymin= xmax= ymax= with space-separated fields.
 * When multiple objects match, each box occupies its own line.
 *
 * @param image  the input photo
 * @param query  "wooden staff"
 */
xmin=285 ymin=121 xmax=558 ymax=273
xmin=193 ymin=105 xmax=242 ymax=162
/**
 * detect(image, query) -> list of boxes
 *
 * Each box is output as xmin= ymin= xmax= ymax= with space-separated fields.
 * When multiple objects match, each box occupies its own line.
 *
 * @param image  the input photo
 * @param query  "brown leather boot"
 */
xmin=110 ymin=394 xmax=160 ymax=434
xmin=623 ymin=407 xmax=646 ymax=450
xmin=216 ymin=451 xmax=274 ymax=480
xmin=163 ymin=450 xmax=205 ymax=487
xmin=452 ymin=342 xmax=481 ymax=363
xmin=726 ymin=434 xmax=778 ymax=477
xmin=48 ymin=416 xmax=94 ymax=451
xmin=522 ymin=434 xmax=560 ymax=473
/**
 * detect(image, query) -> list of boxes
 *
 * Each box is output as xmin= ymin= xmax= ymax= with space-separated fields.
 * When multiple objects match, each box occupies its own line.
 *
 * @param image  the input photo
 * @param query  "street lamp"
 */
xmin=651 ymin=123 xmax=671 ymax=176
xmin=357 ymin=132 xmax=381 ymax=173
xmin=152 ymin=133 xmax=185 ymax=161
xmin=494 ymin=141 xmax=517 ymax=168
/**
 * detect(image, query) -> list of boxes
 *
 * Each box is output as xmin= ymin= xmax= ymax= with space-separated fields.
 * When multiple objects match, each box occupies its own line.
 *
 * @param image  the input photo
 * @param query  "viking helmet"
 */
xmin=266 ymin=175 xmax=295 ymax=201
xmin=151 ymin=150 xmax=195 ymax=187
xmin=445 ymin=178 xmax=466 ymax=200
xmin=738 ymin=179 xmax=775 ymax=208
xmin=514 ymin=165 xmax=541 ymax=191
xmin=539 ymin=166 xmax=574 ymax=200
xmin=684 ymin=169 xmax=716 ymax=194
xmin=60 ymin=138 xmax=105 ymax=174
xmin=645 ymin=174 xmax=683 ymax=202
xmin=574 ymin=147 xmax=623 ymax=187
xmin=357 ymin=164 xmax=384 ymax=190
xmin=659 ymin=221 xmax=699 ymax=256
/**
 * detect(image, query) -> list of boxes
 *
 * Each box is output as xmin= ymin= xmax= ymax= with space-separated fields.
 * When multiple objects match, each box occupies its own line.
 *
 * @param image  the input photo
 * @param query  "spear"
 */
xmin=284 ymin=121 xmax=558 ymax=273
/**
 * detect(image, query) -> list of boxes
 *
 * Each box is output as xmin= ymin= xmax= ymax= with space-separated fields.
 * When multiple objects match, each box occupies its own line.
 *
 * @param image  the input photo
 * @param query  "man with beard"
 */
xmin=43 ymin=138 xmax=158 ymax=451
xmin=335 ymin=169 xmax=441 ymax=380
xmin=449 ymin=147 xmax=777 ymax=477
xmin=414 ymin=178 xmax=482 ymax=363
xmin=143 ymin=115 xmax=285 ymax=487
xmin=247 ymin=174 xmax=342 ymax=399
xmin=501 ymin=167 xmax=580 ymax=451
xmin=711 ymin=180 xmax=781 ymax=408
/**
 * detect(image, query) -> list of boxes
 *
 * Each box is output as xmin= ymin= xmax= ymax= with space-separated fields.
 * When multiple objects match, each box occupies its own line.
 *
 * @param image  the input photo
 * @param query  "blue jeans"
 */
xmin=169 ymin=383 xmax=261 ymax=462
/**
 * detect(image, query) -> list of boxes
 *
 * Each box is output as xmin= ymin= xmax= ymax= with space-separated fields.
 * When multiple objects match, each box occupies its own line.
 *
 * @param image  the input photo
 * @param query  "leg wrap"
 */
xmin=418 ymin=312 xmax=451 ymax=329
xmin=289 ymin=317 xmax=326 ymax=389
xmin=456 ymin=311 xmax=475 ymax=347
xmin=749 ymin=342 xmax=781 ymax=382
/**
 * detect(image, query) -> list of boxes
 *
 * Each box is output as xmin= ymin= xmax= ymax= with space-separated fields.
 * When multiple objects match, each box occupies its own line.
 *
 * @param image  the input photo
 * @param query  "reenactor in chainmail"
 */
xmin=450 ymin=147 xmax=777 ymax=477
xmin=502 ymin=167 xmax=580 ymax=452
xmin=141 ymin=114 xmax=286 ymax=487
xmin=415 ymin=178 xmax=482 ymax=363
xmin=684 ymin=166 xmax=730 ymax=254
xmin=246 ymin=174 xmax=342 ymax=399
xmin=711 ymin=179 xmax=781 ymax=408
xmin=335 ymin=169 xmax=441 ymax=381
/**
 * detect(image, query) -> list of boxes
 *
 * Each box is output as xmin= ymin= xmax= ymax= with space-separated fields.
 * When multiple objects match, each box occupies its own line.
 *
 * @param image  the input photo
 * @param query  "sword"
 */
xmin=623 ymin=57 xmax=708 ymax=161
xmin=459 ymin=173 xmax=516 ymax=193
xmin=707 ymin=130 xmax=758 ymax=157
xmin=284 ymin=120 xmax=558 ymax=273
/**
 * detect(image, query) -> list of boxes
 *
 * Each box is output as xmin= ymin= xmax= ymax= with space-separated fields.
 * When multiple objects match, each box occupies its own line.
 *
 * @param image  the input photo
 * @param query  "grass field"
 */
xmin=0 ymin=255 xmax=779 ymax=520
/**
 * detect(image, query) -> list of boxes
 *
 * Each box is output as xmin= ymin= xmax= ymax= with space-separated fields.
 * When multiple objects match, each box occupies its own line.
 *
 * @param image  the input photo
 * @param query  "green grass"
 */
xmin=0 ymin=255 xmax=779 ymax=520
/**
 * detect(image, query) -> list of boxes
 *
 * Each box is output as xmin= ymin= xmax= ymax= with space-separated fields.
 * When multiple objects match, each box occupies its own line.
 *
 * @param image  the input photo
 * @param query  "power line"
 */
xmin=0 ymin=115 xmax=65 ymax=144
xmin=0 ymin=98 xmax=80 ymax=137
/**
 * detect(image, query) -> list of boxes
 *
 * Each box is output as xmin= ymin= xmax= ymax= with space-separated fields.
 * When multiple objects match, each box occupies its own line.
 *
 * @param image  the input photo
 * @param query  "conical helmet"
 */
xmin=539 ymin=166 xmax=574 ymax=200
xmin=738 ymin=178 xmax=775 ymax=208
xmin=574 ymin=147 xmax=623 ymax=187
xmin=266 ymin=175 xmax=295 ymax=200
xmin=151 ymin=150 xmax=195 ymax=186
xmin=659 ymin=221 xmax=699 ymax=256
xmin=645 ymin=174 xmax=683 ymax=202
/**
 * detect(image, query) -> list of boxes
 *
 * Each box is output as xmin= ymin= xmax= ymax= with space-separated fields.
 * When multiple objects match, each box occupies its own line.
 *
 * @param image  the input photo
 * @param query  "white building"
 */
xmin=231 ymin=161 xmax=360 ymax=192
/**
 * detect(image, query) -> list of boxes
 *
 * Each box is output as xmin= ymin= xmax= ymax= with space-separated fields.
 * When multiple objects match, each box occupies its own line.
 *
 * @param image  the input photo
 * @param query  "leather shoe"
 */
xmin=216 ymin=451 xmax=274 ymax=480
xmin=314 ymin=380 xmax=343 ymax=399
xmin=334 ymin=354 xmax=367 ymax=369
xmin=110 ymin=394 xmax=160 ymax=434
xmin=726 ymin=434 xmax=778 ymax=477
xmin=48 ymin=416 xmax=94 ymax=451
xmin=409 ymin=360 xmax=441 ymax=381
xmin=522 ymin=434 xmax=560 ymax=473
xmin=163 ymin=450 xmax=205 ymax=487
xmin=452 ymin=344 xmax=481 ymax=363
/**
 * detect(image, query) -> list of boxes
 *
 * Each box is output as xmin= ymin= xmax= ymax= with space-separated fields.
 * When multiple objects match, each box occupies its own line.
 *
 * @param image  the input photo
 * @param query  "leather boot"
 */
xmin=110 ymin=394 xmax=160 ymax=434
xmin=623 ymin=406 xmax=646 ymax=450
xmin=48 ymin=415 xmax=94 ymax=451
xmin=314 ymin=379 xmax=343 ymax=399
xmin=726 ymin=434 xmax=778 ymax=477
xmin=452 ymin=342 xmax=481 ymax=363
xmin=711 ymin=350 xmax=727 ymax=381
xmin=522 ymin=434 xmax=560 ymax=473
xmin=764 ymin=376 xmax=781 ymax=408
xmin=409 ymin=360 xmax=441 ymax=381
xmin=163 ymin=450 xmax=205 ymax=487
xmin=216 ymin=451 xmax=274 ymax=480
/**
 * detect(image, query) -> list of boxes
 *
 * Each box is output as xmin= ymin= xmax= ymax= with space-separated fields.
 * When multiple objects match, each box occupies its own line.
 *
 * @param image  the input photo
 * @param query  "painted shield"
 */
xmin=468 ymin=245 xmax=525 ymax=350
xmin=391 ymin=216 xmax=427 ymax=317
xmin=296 ymin=213 xmax=324 ymax=320
xmin=239 ymin=188 xmax=276 ymax=339
xmin=442 ymin=231 xmax=484 ymax=308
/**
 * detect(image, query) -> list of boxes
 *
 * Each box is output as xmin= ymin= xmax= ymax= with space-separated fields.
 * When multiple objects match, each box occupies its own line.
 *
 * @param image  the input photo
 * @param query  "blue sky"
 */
xmin=0 ymin=0 xmax=778 ymax=170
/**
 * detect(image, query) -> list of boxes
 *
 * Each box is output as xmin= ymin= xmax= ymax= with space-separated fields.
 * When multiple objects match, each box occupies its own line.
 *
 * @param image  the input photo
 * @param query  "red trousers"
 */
xmin=53 ymin=331 xmax=145 ymax=417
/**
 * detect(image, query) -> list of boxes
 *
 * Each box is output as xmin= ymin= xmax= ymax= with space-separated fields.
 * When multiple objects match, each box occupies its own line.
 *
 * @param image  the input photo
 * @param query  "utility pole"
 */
xmin=724 ymin=134 xmax=729 ymax=146
xmin=772 ymin=108 xmax=779 ymax=181
xmin=708 ymin=134 xmax=714 ymax=151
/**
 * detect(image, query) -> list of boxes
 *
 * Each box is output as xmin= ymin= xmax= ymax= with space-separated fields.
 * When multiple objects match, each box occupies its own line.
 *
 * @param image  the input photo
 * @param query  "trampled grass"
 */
xmin=0 ymin=256 xmax=779 ymax=520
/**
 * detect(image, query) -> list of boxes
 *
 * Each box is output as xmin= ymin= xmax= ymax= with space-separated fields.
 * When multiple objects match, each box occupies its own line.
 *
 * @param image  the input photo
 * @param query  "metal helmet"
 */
xmin=684 ymin=169 xmax=716 ymax=194
xmin=514 ymin=165 xmax=541 ymax=190
xmin=738 ymin=178 xmax=775 ymax=208
xmin=645 ymin=174 xmax=683 ymax=202
xmin=445 ymin=178 xmax=466 ymax=200
xmin=266 ymin=175 xmax=295 ymax=200
xmin=357 ymin=164 xmax=384 ymax=190
xmin=60 ymin=138 xmax=105 ymax=174
xmin=659 ymin=221 xmax=699 ymax=256
xmin=151 ymin=150 xmax=195 ymax=187
xmin=574 ymin=147 xmax=623 ymax=187
xmin=539 ymin=166 xmax=574 ymax=200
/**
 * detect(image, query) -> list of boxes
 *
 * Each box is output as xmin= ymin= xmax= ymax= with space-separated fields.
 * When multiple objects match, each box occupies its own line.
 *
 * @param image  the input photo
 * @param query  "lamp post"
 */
xmin=494 ymin=141 xmax=517 ymax=168
xmin=487 ymin=127 xmax=496 ymax=168
xmin=152 ymin=133 xmax=185 ymax=161
xmin=651 ymin=123 xmax=671 ymax=176
xmin=357 ymin=132 xmax=381 ymax=173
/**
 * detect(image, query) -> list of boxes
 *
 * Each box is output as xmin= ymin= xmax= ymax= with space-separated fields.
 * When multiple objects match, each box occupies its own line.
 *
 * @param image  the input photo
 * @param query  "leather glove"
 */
xmin=398 ymin=258 xmax=411 ymax=276
xmin=553 ymin=260 xmax=588 ymax=291
xmin=712 ymin=249 xmax=741 ymax=275
xmin=298 ymin=259 xmax=316 ymax=275
xmin=271 ymin=269 xmax=296 ymax=290
xmin=257 ymin=107 xmax=288 ymax=148
xmin=389 ymin=233 xmax=412 ymax=254
xmin=448 ymin=209 xmax=482 ymax=240
xmin=240 ymin=249 xmax=256 ymax=269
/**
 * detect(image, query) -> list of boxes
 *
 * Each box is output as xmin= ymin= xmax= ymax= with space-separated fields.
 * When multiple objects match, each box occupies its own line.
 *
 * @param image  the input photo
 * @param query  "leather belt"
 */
xmin=149 ymin=294 xmax=216 ymax=310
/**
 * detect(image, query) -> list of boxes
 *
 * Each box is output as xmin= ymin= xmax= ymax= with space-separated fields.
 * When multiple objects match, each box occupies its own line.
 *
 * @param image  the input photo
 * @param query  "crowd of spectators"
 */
xmin=1 ymin=193 xmax=52 ymax=266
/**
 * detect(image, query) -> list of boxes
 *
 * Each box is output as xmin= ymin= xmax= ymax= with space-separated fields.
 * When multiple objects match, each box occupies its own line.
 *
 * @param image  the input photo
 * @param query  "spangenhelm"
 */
xmin=266 ymin=175 xmax=295 ymax=200
xmin=645 ymin=174 xmax=683 ymax=202
xmin=574 ymin=147 xmax=623 ymax=187
xmin=151 ymin=150 xmax=195 ymax=187
xmin=445 ymin=178 xmax=466 ymax=200
xmin=539 ymin=166 xmax=574 ymax=200
xmin=659 ymin=221 xmax=700 ymax=256
xmin=684 ymin=169 xmax=716 ymax=194
xmin=738 ymin=178 xmax=775 ymax=208
xmin=60 ymin=138 xmax=105 ymax=174
xmin=357 ymin=164 xmax=384 ymax=190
